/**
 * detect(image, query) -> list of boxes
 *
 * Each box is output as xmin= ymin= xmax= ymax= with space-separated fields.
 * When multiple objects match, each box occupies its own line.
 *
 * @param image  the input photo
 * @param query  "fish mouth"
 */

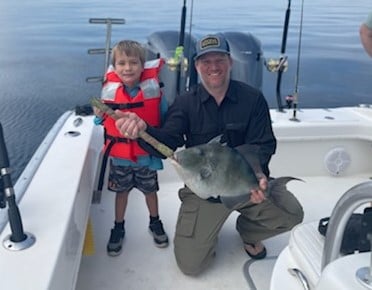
xmin=170 ymin=154 xmax=179 ymax=165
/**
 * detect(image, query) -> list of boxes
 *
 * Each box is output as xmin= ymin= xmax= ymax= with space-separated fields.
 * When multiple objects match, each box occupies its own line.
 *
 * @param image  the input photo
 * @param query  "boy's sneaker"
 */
xmin=149 ymin=219 xmax=169 ymax=248
xmin=107 ymin=227 xmax=125 ymax=256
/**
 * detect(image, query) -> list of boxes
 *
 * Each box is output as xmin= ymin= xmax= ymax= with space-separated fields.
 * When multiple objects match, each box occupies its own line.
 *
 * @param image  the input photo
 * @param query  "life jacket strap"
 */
xmin=106 ymin=102 xmax=144 ymax=110
xmin=96 ymin=135 xmax=129 ymax=192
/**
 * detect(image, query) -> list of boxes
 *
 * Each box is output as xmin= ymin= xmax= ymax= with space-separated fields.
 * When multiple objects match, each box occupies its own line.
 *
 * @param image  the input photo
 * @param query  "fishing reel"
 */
xmin=264 ymin=56 xmax=288 ymax=73
xmin=166 ymin=46 xmax=189 ymax=74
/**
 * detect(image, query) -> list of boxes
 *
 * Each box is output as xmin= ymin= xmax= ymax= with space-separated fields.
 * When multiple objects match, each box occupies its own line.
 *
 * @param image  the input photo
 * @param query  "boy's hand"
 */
xmin=93 ymin=107 xmax=104 ymax=118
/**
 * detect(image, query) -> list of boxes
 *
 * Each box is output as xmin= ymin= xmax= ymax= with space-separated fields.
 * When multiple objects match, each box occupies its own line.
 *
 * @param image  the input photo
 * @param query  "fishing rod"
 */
xmin=175 ymin=0 xmax=187 ymax=95
xmin=0 ymin=123 xmax=35 ymax=251
xmin=276 ymin=0 xmax=292 ymax=112
xmin=290 ymin=0 xmax=305 ymax=122
xmin=186 ymin=0 xmax=196 ymax=91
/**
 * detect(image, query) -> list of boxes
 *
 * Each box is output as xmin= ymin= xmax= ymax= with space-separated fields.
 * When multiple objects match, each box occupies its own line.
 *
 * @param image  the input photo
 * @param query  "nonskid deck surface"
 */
xmin=76 ymin=160 xmax=371 ymax=290
xmin=76 ymin=179 xmax=253 ymax=290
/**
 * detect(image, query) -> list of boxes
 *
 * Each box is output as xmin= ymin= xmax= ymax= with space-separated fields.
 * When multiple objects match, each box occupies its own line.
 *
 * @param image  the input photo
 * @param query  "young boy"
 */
xmin=93 ymin=40 xmax=169 ymax=256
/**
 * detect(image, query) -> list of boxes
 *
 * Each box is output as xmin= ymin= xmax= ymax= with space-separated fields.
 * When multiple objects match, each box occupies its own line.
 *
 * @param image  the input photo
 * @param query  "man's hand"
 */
xmin=115 ymin=111 xmax=147 ymax=139
xmin=249 ymin=174 xmax=268 ymax=204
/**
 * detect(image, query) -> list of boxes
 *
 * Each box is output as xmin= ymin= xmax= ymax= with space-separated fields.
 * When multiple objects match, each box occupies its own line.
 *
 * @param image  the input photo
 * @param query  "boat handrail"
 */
xmin=86 ymin=18 xmax=125 ymax=83
xmin=321 ymin=180 xmax=372 ymax=270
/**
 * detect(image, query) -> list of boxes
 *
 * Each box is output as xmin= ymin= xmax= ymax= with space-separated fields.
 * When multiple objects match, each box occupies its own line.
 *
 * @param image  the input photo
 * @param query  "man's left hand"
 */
xmin=249 ymin=175 xmax=267 ymax=204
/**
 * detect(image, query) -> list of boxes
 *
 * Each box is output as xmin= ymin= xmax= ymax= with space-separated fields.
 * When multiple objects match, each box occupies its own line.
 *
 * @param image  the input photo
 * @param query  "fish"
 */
xmin=171 ymin=136 xmax=301 ymax=209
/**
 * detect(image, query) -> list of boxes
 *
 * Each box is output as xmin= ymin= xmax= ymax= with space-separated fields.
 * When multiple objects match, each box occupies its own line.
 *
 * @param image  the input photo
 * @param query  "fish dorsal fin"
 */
xmin=207 ymin=134 xmax=227 ymax=146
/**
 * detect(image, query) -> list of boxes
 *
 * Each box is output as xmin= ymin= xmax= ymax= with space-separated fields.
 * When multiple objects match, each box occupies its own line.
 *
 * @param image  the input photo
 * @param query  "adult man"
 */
xmin=115 ymin=34 xmax=304 ymax=275
xmin=360 ymin=11 xmax=372 ymax=57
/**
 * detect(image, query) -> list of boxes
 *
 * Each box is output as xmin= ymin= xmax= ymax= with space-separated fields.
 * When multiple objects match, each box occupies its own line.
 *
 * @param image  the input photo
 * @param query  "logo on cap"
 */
xmin=200 ymin=36 xmax=220 ymax=50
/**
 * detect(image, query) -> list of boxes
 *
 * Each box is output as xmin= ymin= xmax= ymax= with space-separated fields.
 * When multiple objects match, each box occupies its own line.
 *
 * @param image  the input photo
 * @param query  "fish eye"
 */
xmin=196 ymin=148 xmax=205 ymax=156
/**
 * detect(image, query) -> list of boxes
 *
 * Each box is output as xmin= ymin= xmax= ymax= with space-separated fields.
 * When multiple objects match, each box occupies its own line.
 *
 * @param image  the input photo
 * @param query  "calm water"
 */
xmin=0 ymin=0 xmax=371 ymax=181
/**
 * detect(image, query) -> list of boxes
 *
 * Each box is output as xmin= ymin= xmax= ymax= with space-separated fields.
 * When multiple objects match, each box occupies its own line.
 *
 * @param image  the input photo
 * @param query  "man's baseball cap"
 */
xmin=194 ymin=34 xmax=230 ymax=60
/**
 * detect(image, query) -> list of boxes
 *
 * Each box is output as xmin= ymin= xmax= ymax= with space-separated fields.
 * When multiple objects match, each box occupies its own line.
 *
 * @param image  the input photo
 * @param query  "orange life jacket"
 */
xmin=101 ymin=58 xmax=164 ymax=162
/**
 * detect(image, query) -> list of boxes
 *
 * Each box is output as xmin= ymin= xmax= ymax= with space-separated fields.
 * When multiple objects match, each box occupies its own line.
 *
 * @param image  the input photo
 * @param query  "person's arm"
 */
xmin=137 ymin=94 xmax=170 ymax=158
xmin=360 ymin=12 xmax=372 ymax=57
xmin=235 ymin=143 xmax=268 ymax=204
xmin=244 ymin=91 xmax=277 ymax=178
xmin=115 ymin=94 xmax=187 ymax=157
xmin=237 ymin=91 xmax=276 ymax=204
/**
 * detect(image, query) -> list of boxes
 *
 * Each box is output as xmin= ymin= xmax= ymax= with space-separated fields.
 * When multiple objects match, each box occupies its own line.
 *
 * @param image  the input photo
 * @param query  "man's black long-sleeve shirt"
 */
xmin=140 ymin=80 xmax=277 ymax=177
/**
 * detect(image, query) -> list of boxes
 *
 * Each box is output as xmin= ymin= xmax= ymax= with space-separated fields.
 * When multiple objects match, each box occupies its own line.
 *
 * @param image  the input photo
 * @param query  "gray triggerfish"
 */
xmin=171 ymin=136 xmax=300 ymax=209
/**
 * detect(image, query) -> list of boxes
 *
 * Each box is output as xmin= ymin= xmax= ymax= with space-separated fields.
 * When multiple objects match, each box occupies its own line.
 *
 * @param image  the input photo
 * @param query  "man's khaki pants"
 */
xmin=173 ymin=186 xmax=304 ymax=275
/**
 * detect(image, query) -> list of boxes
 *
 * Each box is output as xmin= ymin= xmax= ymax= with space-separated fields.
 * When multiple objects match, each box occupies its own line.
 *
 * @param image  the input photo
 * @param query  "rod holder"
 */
xmin=0 ymin=124 xmax=35 ymax=251
xmin=3 ymin=232 xmax=36 ymax=251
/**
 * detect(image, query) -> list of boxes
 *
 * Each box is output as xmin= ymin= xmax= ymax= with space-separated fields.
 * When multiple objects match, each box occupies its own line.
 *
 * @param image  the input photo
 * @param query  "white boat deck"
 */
xmin=77 ymin=174 xmax=254 ymax=290
xmin=76 ymin=169 xmax=370 ymax=290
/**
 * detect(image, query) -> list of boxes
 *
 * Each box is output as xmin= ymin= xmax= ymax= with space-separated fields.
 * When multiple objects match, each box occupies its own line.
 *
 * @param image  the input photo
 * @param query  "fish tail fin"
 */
xmin=267 ymin=176 xmax=304 ymax=215
xmin=268 ymin=176 xmax=303 ymax=192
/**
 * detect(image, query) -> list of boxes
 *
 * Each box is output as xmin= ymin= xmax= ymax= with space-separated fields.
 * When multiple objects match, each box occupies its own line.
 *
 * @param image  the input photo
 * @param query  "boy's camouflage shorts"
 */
xmin=108 ymin=162 xmax=159 ymax=194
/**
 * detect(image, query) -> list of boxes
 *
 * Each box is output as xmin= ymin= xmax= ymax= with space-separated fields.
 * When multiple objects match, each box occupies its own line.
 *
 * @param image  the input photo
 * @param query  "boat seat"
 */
xmin=288 ymin=221 xmax=324 ymax=285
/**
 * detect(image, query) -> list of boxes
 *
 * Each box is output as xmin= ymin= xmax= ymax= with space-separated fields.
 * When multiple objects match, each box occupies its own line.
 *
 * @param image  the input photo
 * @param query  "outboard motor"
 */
xmin=223 ymin=31 xmax=264 ymax=90
xmin=145 ymin=30 xmax=197 ymax=106
xmin=145 ymin=30 xmax=263 ymax=105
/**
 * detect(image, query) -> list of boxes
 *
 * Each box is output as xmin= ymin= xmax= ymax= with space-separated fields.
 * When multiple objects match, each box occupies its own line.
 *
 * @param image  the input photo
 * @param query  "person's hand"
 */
xmin=93 ymin=107 xmax=104 ymax=118
xmin=249 ymin=174 xmax=267 ymax=204
xmin=115 ymin=110 xmax=147 ymax=139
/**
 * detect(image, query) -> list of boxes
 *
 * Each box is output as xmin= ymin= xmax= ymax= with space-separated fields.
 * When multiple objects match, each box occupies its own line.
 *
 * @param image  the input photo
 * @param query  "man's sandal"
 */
xmin=244 ymin=243 xmax=267 ymax=260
